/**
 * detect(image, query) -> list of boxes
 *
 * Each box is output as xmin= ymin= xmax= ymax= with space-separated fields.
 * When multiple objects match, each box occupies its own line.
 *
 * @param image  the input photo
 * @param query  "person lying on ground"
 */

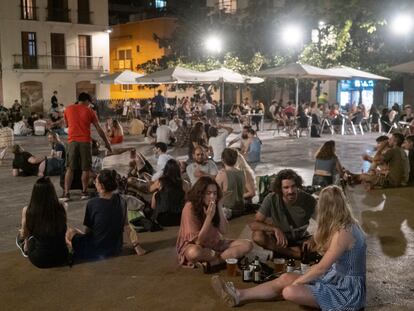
xmin=212 ymin=186 xmax=366 ymax=311
xmin=176 ymin=176 xmax=253 ymax=271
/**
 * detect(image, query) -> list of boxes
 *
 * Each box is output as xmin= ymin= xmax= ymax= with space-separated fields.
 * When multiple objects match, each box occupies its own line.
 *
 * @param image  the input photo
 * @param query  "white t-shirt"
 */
xmin=152 ymin=153 xmax=173 ymax=181
xmin=202 ymin=102 xmax=215 ymax=114
xmin=156 ymin=125 xmax=173 ymax=144
xmin=186 ymin=160 xmax=219 ymax=185
xmin=209 ymin=129 xmax=229 ymax=162
xmin=34 ymin=119 xmax=47 ymax=136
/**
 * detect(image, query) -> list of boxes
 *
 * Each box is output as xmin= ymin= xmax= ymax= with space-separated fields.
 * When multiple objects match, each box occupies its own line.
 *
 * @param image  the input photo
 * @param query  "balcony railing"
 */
xmin=13 ymin=54 xmax=103 ymax=71
xmin=20 ymin=5 xmax=38 ymax=20
xmin=112 ymin=59 xmax=133 ymax=71
xmin=78 ymin=11 xmax=93 ymax=24
xmin=46 ymin=7 xmax=71 ymax=22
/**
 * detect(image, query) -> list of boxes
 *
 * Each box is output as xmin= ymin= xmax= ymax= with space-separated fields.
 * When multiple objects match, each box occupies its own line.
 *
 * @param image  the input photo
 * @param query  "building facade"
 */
xmin=109 ymin=17 xmax=176 ymax=99
xmin=0 ymin=0 xmax=110 ymax=114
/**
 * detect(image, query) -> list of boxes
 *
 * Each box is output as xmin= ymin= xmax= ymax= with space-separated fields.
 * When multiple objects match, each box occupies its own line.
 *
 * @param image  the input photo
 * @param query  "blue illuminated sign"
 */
xmin=340 ymin=80 xmax=374 ymax=91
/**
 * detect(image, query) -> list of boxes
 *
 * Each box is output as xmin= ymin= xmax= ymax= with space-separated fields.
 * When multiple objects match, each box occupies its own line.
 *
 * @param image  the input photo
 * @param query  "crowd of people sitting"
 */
xmin=7 ymin=89 xmax=414 ymax=310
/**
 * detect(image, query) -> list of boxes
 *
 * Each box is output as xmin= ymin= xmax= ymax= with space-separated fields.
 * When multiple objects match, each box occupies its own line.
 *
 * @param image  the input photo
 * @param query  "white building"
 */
xmin=0 ymin=0 xmax=110 ymax=114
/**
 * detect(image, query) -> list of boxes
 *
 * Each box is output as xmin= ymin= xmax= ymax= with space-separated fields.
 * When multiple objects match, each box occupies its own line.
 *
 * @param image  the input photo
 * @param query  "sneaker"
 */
xmin=60 ymin=193 xmax=71 ymax=202
xmin=16 ymin=234 xmax=28 ymax=258
xmin=80 ymin=192 xmax=90 ymax=200
xmin=211 ymin=275 xmax=240 ymax=307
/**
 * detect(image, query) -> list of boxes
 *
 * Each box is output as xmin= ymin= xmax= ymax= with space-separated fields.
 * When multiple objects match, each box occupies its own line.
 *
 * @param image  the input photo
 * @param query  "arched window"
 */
xmin=20 ymin=81 xmax=43 ymax=114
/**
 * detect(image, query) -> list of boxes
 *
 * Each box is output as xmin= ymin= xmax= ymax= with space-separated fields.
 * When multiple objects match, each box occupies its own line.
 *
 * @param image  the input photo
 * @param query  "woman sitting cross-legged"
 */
xmin=16 ymin=177 xmax=70 ymax=268
xmin=212 ymin=185 xmax=366 ymax=310
xmin=176 ymin=176 xmax=253 ymax=272
xmin=67 ymin=169 xmax=146 ymax=261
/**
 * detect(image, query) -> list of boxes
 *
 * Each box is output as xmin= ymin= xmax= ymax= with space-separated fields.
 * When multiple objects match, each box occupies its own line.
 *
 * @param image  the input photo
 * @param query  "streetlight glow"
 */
xmin=391 ymin=14 xmax=413 ymax=35
xmin=281 ymin=25 xmax=303 ymax=46
xmin=205 ymin=36 xmax=222 ymax=53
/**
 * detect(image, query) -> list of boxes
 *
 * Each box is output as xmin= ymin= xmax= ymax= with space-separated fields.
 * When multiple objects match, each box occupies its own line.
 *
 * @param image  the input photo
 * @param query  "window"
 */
xmin=78 ymin=35 xmax=92 ymax=69
xmin=218 ymin=0 xmax=237 ymax=13
xmin=77 ymin=0 xmax=90 ymax=24
xmin=121 ymin=85 xmax=133 ymax=91
xmin=155 ymin=0 xmax=166 ymax=9
xmin=21 ymin=0 xmax=37 ymax=20
xmin=117 ymin=48 xmax=132 ymax=70
xmin=51 ymin=33 xmax=66 ymax=69
xmin=47 ymin=0 xmax=70 ymax=22
xmin=21 ymin=32 xmax=37 ymax=68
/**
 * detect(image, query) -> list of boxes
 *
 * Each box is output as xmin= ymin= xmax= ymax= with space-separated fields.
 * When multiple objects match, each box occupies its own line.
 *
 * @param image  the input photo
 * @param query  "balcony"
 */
xmin=112 ymin=59 xmax=133 ymax=71
xmin=20 ymin=5 xmax=38 ymax=20
xmin=13 ymin=54 xmax=103 ymax=71
xmin=46 ymin=7 xmax=71 ymax=23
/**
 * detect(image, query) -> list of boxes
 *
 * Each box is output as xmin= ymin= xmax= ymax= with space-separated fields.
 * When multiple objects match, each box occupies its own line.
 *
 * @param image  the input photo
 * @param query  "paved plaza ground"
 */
xmin=0 ymin=126 xmax=413 ymax=310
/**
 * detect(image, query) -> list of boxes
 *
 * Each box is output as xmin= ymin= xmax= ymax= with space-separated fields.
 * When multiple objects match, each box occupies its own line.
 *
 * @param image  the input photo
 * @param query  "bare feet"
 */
xmin=134 ymin=244 xmax=147 ymax=256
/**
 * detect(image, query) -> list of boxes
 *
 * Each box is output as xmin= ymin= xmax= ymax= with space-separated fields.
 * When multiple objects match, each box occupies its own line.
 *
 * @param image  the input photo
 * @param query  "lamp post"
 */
xmin=390 ymin=13 xmax=413 ymax=50
xmin=204 ymin=36 xmax=225 ymax=117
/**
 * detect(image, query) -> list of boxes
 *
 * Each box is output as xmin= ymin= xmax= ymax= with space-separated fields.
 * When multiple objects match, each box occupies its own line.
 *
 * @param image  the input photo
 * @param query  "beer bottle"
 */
xmin=301 ymin=245 xmax=310 ymax=274
xmin=253 ymin=257 xmax=262 ymax=284
xmin=286 ymin=258 xmax=295 ymax=272
xmin=241 ymin=257 xmax=252 ymax=282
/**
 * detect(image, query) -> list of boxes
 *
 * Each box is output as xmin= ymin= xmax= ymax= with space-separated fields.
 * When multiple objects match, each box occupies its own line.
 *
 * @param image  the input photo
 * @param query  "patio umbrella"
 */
xmin=256 ymin=63 xmax=350 ymax=107
xmin=388 ymin=61 xmax=414 ymax=74
xmin=202 ymin=67 xmax=264 ymax=117
xmin=325 ymin=65 xmax=390 ymax=80
xmin=91 ymin=70 xmax=144 ymax=85
xmin=135 ymin=66 xmax=215 ymax=84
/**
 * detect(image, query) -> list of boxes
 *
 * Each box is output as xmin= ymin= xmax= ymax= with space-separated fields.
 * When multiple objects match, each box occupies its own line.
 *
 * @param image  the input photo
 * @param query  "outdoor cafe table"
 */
xmin=245 ymin=113 xmax=265 ymax=132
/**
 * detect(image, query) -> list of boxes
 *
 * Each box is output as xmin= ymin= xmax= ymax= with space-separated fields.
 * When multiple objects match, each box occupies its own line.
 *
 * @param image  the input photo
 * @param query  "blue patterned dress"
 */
xmin=307 ymin=224 xmax=366 ymax=311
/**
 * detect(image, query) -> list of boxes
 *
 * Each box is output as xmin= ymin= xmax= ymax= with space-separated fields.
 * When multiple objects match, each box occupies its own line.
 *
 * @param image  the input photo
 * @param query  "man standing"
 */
xmin=152 ymin=90 xmax=166 ymax=120
xmin=403 ymin=135 xmax=414 ymax=185
xmin=51 ymin=91 xmax=58 ymax=110
xmin=62 ymin=92 xmax=111 ymax=201
xmin=186 ymin=146 xmax=218 ymax=185
xmin=249 ymin=169 xmax=316 ymax=259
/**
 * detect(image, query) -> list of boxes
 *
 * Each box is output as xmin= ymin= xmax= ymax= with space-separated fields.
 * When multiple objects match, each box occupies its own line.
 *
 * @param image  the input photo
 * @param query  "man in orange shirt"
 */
xmin=62 ymin=93 xmax=112 ymax=201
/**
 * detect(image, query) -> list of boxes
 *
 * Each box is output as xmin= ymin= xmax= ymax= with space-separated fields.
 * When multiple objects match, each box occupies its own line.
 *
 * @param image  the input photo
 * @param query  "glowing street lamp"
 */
xmin=281 ymin=25 xmax=303 ymax=46
xmin=205 ymin=36 xmax=223 ymax=54
xmin=390 ymin=14 xmax=413 ymax=35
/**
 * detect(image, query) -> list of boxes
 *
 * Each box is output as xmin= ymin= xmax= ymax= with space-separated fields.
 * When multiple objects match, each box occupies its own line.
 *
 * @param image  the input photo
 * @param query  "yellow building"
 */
xmin=109 ymin=17 xmax=176 ymax=99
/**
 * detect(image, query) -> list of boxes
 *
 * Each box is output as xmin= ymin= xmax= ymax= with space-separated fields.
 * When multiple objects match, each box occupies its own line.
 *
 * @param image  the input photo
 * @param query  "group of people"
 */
xmin=11 ymin=89 xmax=414 ymax=310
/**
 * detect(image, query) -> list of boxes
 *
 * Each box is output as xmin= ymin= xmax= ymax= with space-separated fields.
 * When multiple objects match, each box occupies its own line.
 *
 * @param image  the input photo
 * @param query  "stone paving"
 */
xmin=0 ymin=126 xmax=413 ymax=310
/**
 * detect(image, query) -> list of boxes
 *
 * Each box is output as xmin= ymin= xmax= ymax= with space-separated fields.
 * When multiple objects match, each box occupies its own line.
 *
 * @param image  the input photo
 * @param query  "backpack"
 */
xmin=257 ymin=174 xmax=277 ymax=203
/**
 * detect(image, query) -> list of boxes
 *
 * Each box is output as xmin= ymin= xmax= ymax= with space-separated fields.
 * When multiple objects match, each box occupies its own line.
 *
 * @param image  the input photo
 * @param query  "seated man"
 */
xmin=156 ymin=119 xmax=175 ymax=145
xmin=152 ymin=142 xmax=173 ymax=181
xmin=186 ymin=146 xmax=218 ymax=186
xmin=249 ymin=169 xmax=316 ymax=259
xmin=359 ymin=133 xmax=409 ymax=189
xmin=216 ymin=148 xmax=246 ymax=219
xmin=208 ymin=124 xmax=233 ymax=163
xmin=33 ymin=114 xmax=47 ymax=136
xmin=403 ymin=135 xmax=414 ymax=185
xmin=12 ymin=144 xmax=43 ymax=176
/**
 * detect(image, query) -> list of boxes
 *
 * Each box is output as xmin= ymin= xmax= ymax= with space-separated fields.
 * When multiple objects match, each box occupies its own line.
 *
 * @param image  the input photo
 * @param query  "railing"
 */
xmin=46 ymin=7 xmax=71 ymax=22
xmin=112 ymin=59 xmax=133 ymax=71
xmin=78 ymin=11 xmax=93 ymax=24
xmin=20 ymin=5 xmax=38 ymax=20
xmin=13 ymin=54 xmax=103 ymax=70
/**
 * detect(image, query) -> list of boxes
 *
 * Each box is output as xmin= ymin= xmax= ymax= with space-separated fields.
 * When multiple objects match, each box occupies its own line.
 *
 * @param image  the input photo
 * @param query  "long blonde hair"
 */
xmin=314 ymin=185 xmax=359 ymax=253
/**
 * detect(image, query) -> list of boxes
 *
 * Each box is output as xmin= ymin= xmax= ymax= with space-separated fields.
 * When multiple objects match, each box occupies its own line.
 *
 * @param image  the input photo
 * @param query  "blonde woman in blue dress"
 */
xmin=212 ymin=185 xmax=366 ymax=310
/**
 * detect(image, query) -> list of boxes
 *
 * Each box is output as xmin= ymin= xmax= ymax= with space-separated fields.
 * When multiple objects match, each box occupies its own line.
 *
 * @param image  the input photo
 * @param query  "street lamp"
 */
xmin=281 ymin=25 xmax=303 ymax=46
xmin=390 ymin=14 xmax=413 ymax=35
xmin=205 ymin=36 xmax=223 ymax=54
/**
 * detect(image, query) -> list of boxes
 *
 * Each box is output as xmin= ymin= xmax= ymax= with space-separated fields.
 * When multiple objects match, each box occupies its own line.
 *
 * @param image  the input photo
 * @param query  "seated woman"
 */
xmin=212 ymin=185 xmax=366 ymax=310
xmin=176 ymin=176 xmax=253 ymax=271
xmin=146 ymin=119 xmax=158 ymax=144
xmin=229 ymin=104 xmax=243 ymax=123
xmin=244 ymin=128 xmax=262 ymax=163
xmin=16 ymin=177 xmax=69 ymax=268
xmin=67 ymin=169 xmax=146 ymax=261
xmin=150 ymin=159 xmax=185 ymax=226
xmin=312 ymin=140 xmax=344 ymax=188
xmin=108 ymin=119 xmax=124 ymax=144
